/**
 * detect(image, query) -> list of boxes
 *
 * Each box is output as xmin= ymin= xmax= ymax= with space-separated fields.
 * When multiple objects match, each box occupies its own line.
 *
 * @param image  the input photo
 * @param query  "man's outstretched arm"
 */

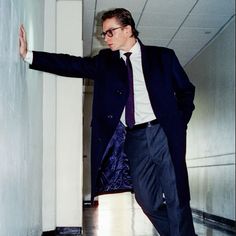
xmin=18 ymin=24 xmax=98 ymax=79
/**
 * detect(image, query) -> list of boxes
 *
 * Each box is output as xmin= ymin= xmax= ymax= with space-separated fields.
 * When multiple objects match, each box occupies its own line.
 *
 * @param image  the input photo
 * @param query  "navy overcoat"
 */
xmin=30 ymin=40 xmax=195 ymax=205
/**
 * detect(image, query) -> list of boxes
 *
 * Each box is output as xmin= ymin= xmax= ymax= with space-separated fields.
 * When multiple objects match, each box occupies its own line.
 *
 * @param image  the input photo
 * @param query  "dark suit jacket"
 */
xmin=30 ymin=40 xmax=195 ymax=205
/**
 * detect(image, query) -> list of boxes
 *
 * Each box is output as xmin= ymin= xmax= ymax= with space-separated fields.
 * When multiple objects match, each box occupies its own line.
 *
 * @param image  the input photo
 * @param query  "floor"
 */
xmin=83 ymin=192 xmax=235 ymax=236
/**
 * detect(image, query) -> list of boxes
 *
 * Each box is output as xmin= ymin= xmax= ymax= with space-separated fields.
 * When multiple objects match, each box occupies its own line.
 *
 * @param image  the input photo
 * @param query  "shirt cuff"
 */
xmin=24 ymin=51 xmax=33 ymax=64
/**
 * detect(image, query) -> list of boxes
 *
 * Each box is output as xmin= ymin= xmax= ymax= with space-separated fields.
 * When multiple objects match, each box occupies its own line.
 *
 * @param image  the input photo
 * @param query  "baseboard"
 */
xmin=192 ymin=208 xmax=236 ymax=234
xmin=56 ymin=227 xmax=82 ymax=235
xmin=42 ymin=230 xmax=55 ymax=236
xmin=42 ymin=227 xmax=82 ymax=236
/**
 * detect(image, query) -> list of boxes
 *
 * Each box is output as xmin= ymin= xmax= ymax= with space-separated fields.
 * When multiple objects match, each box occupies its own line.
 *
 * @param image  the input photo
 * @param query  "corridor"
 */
xmin=83 ymin=193 xmax=235 ymax=236
xmin=0 ymin=1 xmax=235 ymax=235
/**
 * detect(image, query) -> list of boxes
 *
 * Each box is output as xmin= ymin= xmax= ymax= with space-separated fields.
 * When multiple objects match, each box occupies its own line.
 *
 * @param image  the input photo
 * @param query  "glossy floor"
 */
xmin=83 ymin=192 xmax=234 ymax=236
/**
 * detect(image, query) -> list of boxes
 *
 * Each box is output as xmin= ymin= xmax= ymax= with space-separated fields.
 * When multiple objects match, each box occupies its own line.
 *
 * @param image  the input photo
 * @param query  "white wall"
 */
xmin=185 ymin=18 xmax=235 ymax=220
xmin=56 ymin=0 xmax=83 ymax=227
xmin=42 ymin=0 xmax=57 ymax=231
xmin=83 ymin=86 xmax=93 ymax=201
xmin=0 ymin=0 xmax=44 ymax=235
xmin=43 ymin=0 xmax=83 ymax=231
xmin=0 ymin=0 xmax=83 ymax=234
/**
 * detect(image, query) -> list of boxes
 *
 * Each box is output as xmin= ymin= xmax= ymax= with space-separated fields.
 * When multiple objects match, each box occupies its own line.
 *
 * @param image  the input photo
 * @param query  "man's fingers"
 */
xmin=22 ymin=25 xmax=26 ymax=40
xmin=19 ymin=28 xmax=24 ymax=46
xmin=19 ymin=26 xmax=24 ymax=41
xmin=19 ymin=24 xmax=25 ymax=40
xmin=19 ymin=36 xmax=23 ymax=46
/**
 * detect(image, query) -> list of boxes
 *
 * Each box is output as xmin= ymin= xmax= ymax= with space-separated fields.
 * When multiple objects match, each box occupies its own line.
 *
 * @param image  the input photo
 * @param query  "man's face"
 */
xmin=102 ymin=17 xmax=131 ymax=51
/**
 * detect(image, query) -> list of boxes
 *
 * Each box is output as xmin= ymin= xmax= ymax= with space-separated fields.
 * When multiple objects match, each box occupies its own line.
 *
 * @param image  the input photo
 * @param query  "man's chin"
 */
xmin=108 ymin=45 xmax=118 ymax=51
xmin=110 ymin=48 xmax=119 ymax=51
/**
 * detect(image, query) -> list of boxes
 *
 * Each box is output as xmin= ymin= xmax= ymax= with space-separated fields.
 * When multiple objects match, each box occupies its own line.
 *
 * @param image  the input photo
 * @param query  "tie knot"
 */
xmin=124 ymin=52 xmax=132 ymax=58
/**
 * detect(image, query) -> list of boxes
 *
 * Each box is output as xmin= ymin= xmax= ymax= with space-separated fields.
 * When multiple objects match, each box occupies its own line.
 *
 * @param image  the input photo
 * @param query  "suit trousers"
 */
xmin=124 ymin=123 xmax=196 ymax=236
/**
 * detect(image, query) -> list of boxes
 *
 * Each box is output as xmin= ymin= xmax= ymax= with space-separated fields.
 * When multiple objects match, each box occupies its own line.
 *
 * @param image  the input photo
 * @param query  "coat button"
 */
xmin=116 ymin=89 xmax=123 ymax=95
xmin=107 ymin=115 xmax=113 ymax=119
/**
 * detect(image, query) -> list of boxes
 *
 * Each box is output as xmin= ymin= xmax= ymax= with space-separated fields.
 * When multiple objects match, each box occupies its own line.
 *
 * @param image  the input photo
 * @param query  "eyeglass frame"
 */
xmin=101 ymin=26 xmax=123 ymax=39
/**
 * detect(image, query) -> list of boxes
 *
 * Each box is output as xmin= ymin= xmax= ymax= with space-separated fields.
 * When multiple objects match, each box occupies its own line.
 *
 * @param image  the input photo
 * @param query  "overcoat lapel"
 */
xmin=139 ymin=40 xmax=162 ymax=89
xmin=139 ymin=41 xmax=151 ymax=82
xmin=110 ymin=50 xmax=128 ymax=85
xmin=139 ymin=40 xmax=163 ymax=114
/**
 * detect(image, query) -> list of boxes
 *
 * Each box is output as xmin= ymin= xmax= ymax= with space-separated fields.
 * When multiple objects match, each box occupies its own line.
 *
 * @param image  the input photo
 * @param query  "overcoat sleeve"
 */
xmin=30 ymin=51 xmax=99 ymax=79
xmin=170 ymin=50 xmax=195 ymax=124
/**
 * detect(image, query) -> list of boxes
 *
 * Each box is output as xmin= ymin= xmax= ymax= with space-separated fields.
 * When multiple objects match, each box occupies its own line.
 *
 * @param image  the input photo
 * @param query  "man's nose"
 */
xmin=104 ymin=35 xmax=109 ymax=42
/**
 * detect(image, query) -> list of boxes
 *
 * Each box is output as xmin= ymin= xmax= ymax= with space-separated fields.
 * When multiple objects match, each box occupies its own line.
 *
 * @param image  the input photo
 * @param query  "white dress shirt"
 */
xmin=120 ymin=41 xmax=156 ymax=125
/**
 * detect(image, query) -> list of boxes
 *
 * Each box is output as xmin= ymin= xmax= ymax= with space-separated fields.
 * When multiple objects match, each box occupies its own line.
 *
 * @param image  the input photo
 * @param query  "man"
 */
xmin=19 ymin=8 xmax=196 ymax=236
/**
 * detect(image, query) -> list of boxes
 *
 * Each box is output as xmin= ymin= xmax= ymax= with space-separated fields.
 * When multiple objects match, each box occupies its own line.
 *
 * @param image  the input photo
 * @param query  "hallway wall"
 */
xmin=185 ymin=17 xmax=235 ymax=220
xmin=0 ymin=0 xmax=44 ymax=235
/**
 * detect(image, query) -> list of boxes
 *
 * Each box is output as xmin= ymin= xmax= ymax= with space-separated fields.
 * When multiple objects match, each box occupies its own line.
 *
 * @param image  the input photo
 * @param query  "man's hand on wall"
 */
xmin=19 ymin=24 xmax=28 ymax=59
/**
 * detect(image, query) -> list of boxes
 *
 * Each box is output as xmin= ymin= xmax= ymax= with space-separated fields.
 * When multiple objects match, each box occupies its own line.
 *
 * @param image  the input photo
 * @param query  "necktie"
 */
xmin=124 ymin=52 xmax=135 ymax=128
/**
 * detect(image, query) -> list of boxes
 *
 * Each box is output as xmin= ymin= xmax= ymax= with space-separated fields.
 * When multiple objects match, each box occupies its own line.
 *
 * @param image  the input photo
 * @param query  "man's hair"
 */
xmin=101 ymin=8 xmax=139 ymax=38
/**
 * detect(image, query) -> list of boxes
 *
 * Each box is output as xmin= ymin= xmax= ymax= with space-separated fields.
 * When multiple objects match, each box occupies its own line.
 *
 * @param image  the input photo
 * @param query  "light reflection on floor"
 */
xmin=97 ymin=193 xmax=158 ymax=236
xmin=83 ymin=192 xmax=234 ymax=236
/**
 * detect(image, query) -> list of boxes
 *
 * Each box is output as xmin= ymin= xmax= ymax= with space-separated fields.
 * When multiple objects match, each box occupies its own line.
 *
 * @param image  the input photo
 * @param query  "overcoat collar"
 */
xmin=110 ymin=39 xmax=150 ymax=73
xmin=109 ymin=39 xmax=158 ymax=85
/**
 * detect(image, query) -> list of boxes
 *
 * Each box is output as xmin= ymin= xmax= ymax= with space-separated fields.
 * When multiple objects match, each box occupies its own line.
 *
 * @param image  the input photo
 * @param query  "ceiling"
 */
xmin=82 ymin=0 xmax=235 ymax=66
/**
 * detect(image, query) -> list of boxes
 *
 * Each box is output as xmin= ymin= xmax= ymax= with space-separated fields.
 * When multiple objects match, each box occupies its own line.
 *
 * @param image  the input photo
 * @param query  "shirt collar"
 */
xmin=120 ymin=40 xmax=140 ymax=59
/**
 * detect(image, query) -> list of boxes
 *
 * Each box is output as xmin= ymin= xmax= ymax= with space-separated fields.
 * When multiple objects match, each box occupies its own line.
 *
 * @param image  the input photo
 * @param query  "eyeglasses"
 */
xmin=101 ymin=26 xmax=123 ymax=39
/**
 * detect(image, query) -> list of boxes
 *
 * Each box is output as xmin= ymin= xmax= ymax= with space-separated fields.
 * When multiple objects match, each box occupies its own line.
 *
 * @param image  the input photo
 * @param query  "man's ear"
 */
xmin=124 ymin=25 xmax=132 ymax=37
